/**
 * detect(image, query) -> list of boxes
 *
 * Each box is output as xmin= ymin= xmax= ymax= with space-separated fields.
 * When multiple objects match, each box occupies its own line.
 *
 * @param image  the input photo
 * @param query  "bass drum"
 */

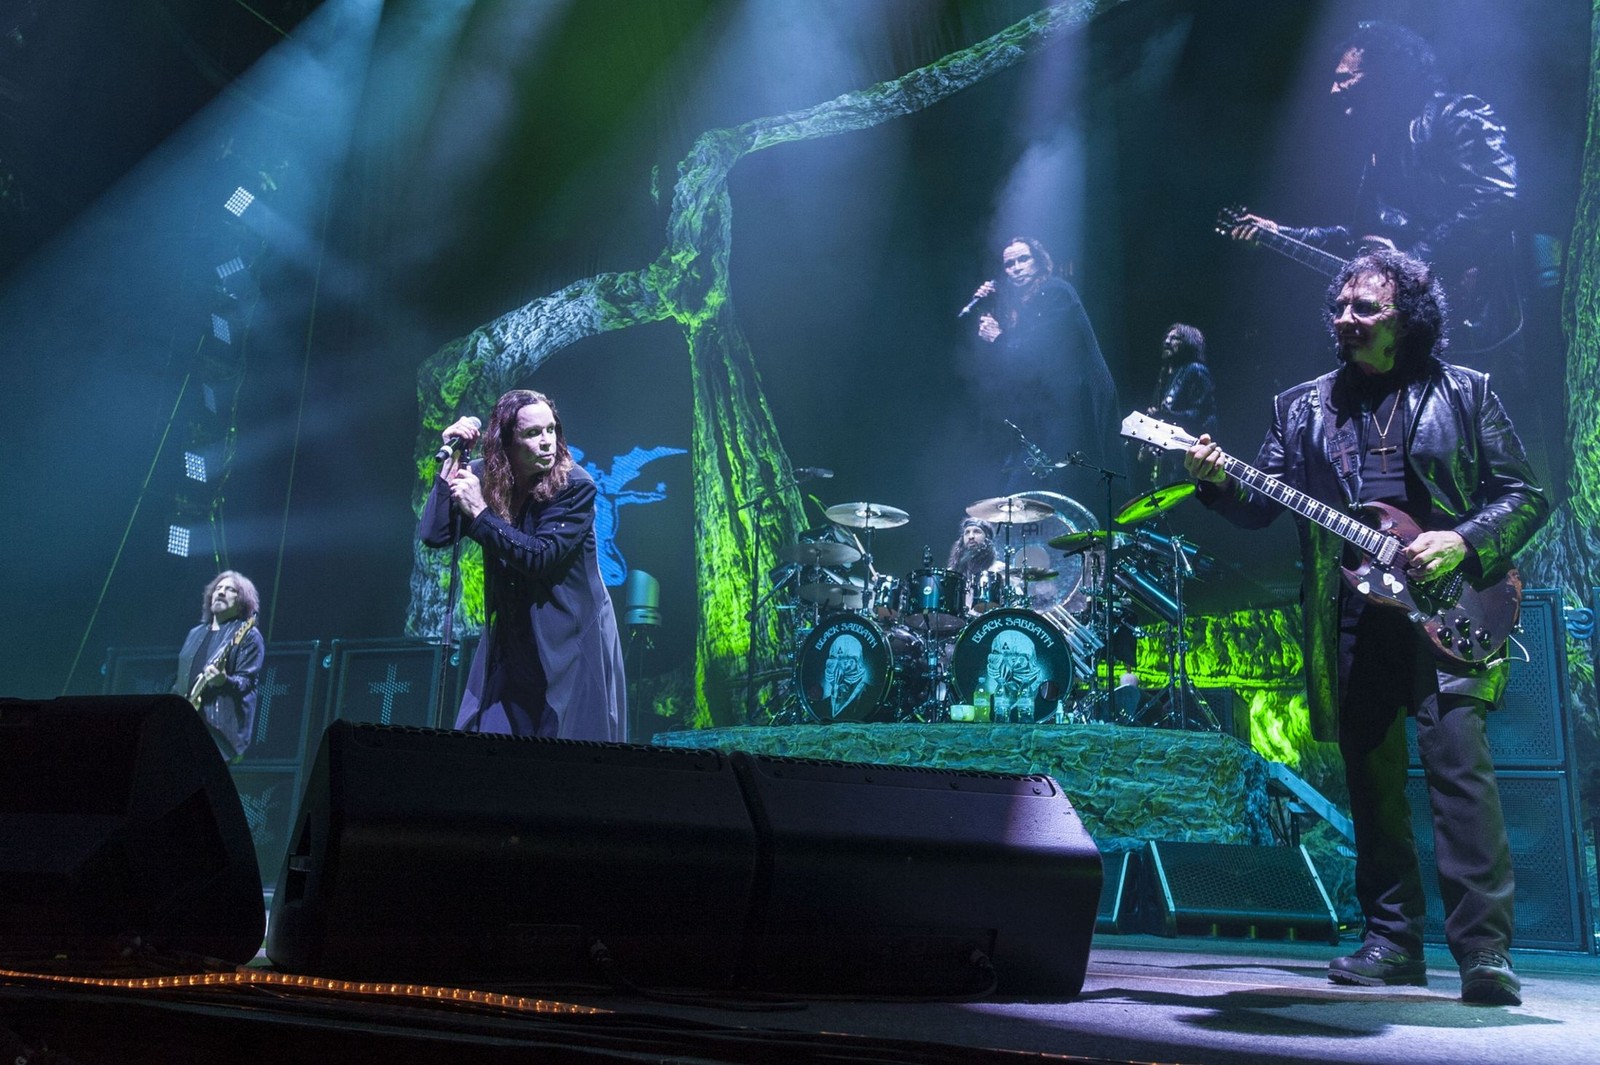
xmin=796 ymin=612 xmax=897 ymax=723
xmin=949 ymin=608 xmax=1076 ymax=724
xmin=1009 ymin=490 xmax=1112 ymax=616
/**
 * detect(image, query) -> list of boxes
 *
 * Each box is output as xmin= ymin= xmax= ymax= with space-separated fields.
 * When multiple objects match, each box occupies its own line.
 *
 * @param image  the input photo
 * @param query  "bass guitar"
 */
xmin=1119 ymin=411 xmax=1521 ymax=666
xmin=1215 ymin=204 xmax=1522 ymax=358
xmin=188 ymin=617 xmax=256 ymax=709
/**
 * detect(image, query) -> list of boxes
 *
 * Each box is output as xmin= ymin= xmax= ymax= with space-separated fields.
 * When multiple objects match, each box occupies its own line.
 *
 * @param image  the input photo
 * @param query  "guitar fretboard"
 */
xmin=1214 ymin=453 xmax=1399 ymax=565
xmin=1250 ymin=228 xmax=1345 ymax=279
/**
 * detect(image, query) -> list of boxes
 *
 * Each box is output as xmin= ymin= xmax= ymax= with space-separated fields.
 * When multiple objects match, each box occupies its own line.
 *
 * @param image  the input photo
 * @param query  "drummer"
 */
xmin=945 ymin=517 xmax=999 ymax=583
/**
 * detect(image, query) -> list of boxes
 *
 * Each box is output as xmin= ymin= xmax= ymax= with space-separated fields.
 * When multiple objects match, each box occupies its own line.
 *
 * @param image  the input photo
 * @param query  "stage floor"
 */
xmin=5 ymin=932 xmax=1596 ymax=1064
xmin=554 ymin=932 xmax=1600 ymax=1065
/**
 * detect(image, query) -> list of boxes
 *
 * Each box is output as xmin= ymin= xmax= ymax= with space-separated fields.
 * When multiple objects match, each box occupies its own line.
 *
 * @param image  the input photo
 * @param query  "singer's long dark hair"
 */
xmin=481 ymin=389 xmax=574 ymax=520
xmin=1324 ymin=249 xmax=1447 ymax=373
xmin=995 ymin=235 xmax=1055 ymax=329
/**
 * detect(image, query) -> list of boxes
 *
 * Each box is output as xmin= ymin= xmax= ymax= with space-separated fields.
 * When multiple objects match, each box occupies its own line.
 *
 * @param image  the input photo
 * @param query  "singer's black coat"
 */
xmin=420 ymin=461 xmax=626 ymax=741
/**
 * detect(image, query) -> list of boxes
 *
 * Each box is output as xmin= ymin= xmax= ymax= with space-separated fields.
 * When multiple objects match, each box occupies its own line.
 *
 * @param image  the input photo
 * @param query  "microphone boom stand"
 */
xmin=1007 ymin=423 xmax=1125 ymax=721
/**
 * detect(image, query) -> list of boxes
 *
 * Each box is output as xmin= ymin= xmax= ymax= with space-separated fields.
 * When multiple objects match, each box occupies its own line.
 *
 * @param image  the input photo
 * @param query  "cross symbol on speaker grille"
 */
xmin=367 ymin=663 xmax=411 ymax=726
xmin=253 ymin=665 xmax=290 ymax=744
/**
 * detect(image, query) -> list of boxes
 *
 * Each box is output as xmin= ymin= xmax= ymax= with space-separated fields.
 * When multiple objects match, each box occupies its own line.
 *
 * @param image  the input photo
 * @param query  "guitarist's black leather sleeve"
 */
xmin=1422 ymin=368 xmax=1549 ymax=581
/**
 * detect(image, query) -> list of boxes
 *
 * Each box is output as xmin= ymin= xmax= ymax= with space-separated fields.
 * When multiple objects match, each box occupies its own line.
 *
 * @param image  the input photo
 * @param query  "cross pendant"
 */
xmin=1370 ymin=445 xmax=1399 ymax=474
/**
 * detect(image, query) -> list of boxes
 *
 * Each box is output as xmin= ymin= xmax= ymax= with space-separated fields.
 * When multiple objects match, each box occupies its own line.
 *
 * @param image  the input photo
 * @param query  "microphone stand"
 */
xmin=1007 ymin=422 xmax=1126 ymax=719
xmin=737 ymin=471 xmax=811 ymax=724
xmin=435 ymin=470 xmax=467 ymax=731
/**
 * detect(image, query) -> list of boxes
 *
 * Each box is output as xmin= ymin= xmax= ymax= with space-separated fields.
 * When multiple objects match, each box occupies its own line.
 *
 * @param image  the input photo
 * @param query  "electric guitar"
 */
xmin=1119 ymin=411 xmax=1522 ymax=666
xmin=188 ymin=617 xmax=256 ymax=709
xmin=1215 ymin=205 xmax=1521 ymax=357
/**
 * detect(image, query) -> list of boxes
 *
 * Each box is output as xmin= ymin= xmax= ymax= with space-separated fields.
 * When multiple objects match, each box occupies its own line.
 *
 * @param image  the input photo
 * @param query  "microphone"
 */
xmin=957 ymin=282 xmax=995 ymax=318
xmin=795 ymin=467 xmax=834 ymax=480
xmin=434 ymin=417 xmax=482 ymax=462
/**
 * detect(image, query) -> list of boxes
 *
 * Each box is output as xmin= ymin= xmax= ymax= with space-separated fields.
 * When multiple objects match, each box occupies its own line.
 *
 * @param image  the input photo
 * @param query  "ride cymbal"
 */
xmin=824 ymin=502 xmax=910 ymax=529
xmin=965 ymin=495 xmax=1054 ymax=524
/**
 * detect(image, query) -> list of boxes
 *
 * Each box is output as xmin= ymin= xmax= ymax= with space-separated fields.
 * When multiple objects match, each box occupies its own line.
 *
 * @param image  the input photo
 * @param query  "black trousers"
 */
xmin=1337 ymin=601 xmax=1515 ymax=960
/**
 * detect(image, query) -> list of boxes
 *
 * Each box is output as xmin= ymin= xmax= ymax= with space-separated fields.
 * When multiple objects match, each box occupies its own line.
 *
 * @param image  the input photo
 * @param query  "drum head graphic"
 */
xmin=949 ymin=608 xmax=1074 ymax=723
xmin=797 ymin=613 xmax=894 ymax=723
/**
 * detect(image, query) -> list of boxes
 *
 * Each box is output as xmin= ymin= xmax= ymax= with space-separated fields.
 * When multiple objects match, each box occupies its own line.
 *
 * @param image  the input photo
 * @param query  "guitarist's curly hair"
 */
xmin=200 ymin=570 xmax=260 ymax=622
xmin=1325 ymin=249 xmax=1448 ymax=372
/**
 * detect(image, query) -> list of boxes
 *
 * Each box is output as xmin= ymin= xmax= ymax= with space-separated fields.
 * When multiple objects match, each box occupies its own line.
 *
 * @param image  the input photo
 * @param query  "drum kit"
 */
xmin=759 ymin=482 xmax=1216 ymax=728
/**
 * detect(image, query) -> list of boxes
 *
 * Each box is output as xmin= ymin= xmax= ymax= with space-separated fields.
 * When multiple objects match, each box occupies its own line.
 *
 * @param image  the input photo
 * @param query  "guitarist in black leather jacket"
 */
xmin=1228 ymin=21 xmax=1520 ymax=364
xmin=1185 ymin=250 xmax=1548 ymax=1006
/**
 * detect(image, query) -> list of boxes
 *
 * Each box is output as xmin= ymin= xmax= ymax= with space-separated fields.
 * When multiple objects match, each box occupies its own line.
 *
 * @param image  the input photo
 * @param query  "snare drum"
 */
xmin=949 ymin=608 xmax=1076 ymax=723
xmin=898 ymin=567 xmax=969 ymax=635
xmin=796 ymin=612 xmax=897 ymax=723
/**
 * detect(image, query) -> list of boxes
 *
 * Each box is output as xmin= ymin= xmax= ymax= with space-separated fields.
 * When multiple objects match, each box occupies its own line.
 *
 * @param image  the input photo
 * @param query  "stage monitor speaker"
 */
xmin=728 ymin=753 xmax=1102 ymax=998
xmin=101 ymin=646 xmax=179 ymax=697
xmin=1405 ymin=769 xmax=1590 ymax=952
xmin=228 ymin=766 xmax=302 ymax=893
xmin=240 ymin=640 xmax=322 ymax=768
xmin=0 ymin=695 xmax=265 ymax=965
xmin=266 ymin=723 xmax=759 ymax=988
xmin=1406 ymin=588 xmax=1571 ymax=770
xmin=324 ymin=639 xmax=445 ymax=730
xmin=1140 ymin=841 xmax=1339 ymax=943
xmin=1097 ymin=849 xmax=1139 ymax=934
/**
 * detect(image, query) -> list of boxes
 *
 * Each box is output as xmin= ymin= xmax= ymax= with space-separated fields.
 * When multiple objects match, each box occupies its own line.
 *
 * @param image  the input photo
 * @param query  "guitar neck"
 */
xmin=1215 ymin=452 xmax=1398 ymax=564
xmin=1252 ymin=228 xmax=1346 ymax=279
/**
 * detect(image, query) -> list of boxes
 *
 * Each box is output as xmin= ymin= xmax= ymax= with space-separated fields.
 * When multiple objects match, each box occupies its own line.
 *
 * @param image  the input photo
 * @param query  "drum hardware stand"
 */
xmin=1135 ymin=535 xmax=1218 ymax=731
xmin=1004 ymin=420 xmax=1128 ymax=722
xmin=737 ymin=471 xmax=809 ymax=725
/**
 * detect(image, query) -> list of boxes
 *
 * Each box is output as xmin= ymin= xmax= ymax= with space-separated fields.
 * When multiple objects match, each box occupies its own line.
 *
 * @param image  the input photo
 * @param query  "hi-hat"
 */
xmin=779 ymin=540 xmax=862 ymax=566
xmin=798 ymin=582 xmax=867 ymax=609
xmin=825 ymin=502 xmax=910 ymax=529
xmin=1114 ymin=481 xmax=1197 ymax=525
xmin=966 ymin=495 xmax=1054 ymax=524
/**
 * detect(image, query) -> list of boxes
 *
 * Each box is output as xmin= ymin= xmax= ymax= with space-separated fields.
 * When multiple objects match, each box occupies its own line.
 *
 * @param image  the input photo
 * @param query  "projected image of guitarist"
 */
xmin=173 ymin=570 xmax=265 ymax=762
xmin=1221 ymin=21 xmax=1521 ymax=363
xmin=1178 ymin=250 xmax=1546 ymax=1006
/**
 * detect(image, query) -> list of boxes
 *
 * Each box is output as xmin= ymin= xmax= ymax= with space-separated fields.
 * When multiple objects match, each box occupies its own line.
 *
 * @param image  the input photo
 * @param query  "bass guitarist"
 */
xmin=173 ymin=570 xmax=266 ymax=762
xmin=1185 ymin=250 xmax=1547 ymax=1006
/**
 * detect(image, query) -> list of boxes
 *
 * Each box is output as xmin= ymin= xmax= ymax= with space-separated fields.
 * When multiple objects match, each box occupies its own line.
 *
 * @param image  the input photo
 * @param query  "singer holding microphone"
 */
xmin=418 ymin=388 xmax=627 ymax=741
xmin=963 ymin=235 xmax=1119 ymax=499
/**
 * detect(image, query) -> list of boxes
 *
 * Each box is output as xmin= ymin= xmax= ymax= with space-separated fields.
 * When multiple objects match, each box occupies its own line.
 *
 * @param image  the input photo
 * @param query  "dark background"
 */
xmin=0 ymin=0 xmax=1586 ymax=702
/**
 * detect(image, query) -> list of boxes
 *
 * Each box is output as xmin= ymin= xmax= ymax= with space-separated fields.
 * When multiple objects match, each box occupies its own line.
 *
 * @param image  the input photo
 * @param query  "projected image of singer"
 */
xmin=964 ymin=236 xmax=1119 ymax=498
xmin=419 ymin=389 xmax=627 ymax=741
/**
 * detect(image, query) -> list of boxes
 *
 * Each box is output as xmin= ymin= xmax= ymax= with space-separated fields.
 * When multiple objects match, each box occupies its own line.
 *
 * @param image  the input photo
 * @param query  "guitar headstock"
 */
xmin=1120 ymin=411 xmax=1196 ymax=453
xmin=1215 ymin=203 xmax=1250 ymax=239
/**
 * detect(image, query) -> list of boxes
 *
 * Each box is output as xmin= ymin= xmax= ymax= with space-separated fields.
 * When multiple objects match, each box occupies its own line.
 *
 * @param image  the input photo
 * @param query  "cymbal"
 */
xmin=825 ymin=502 xmax=910 ymax=529
xmin=779 ymin=540 xmax=862 ymax=566
xmin=1114 ymin=481 xmax=1197 ymax=525
xmin=799 ymin=582 xmax=866 ymax=608
xmin=966 ymin=494 xmax=1054 ymax=524
xmin=1020 ymin=567 xmax=1059 ymax=581
xmin=1046 ymin=530 xmax=1112 ymax=555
